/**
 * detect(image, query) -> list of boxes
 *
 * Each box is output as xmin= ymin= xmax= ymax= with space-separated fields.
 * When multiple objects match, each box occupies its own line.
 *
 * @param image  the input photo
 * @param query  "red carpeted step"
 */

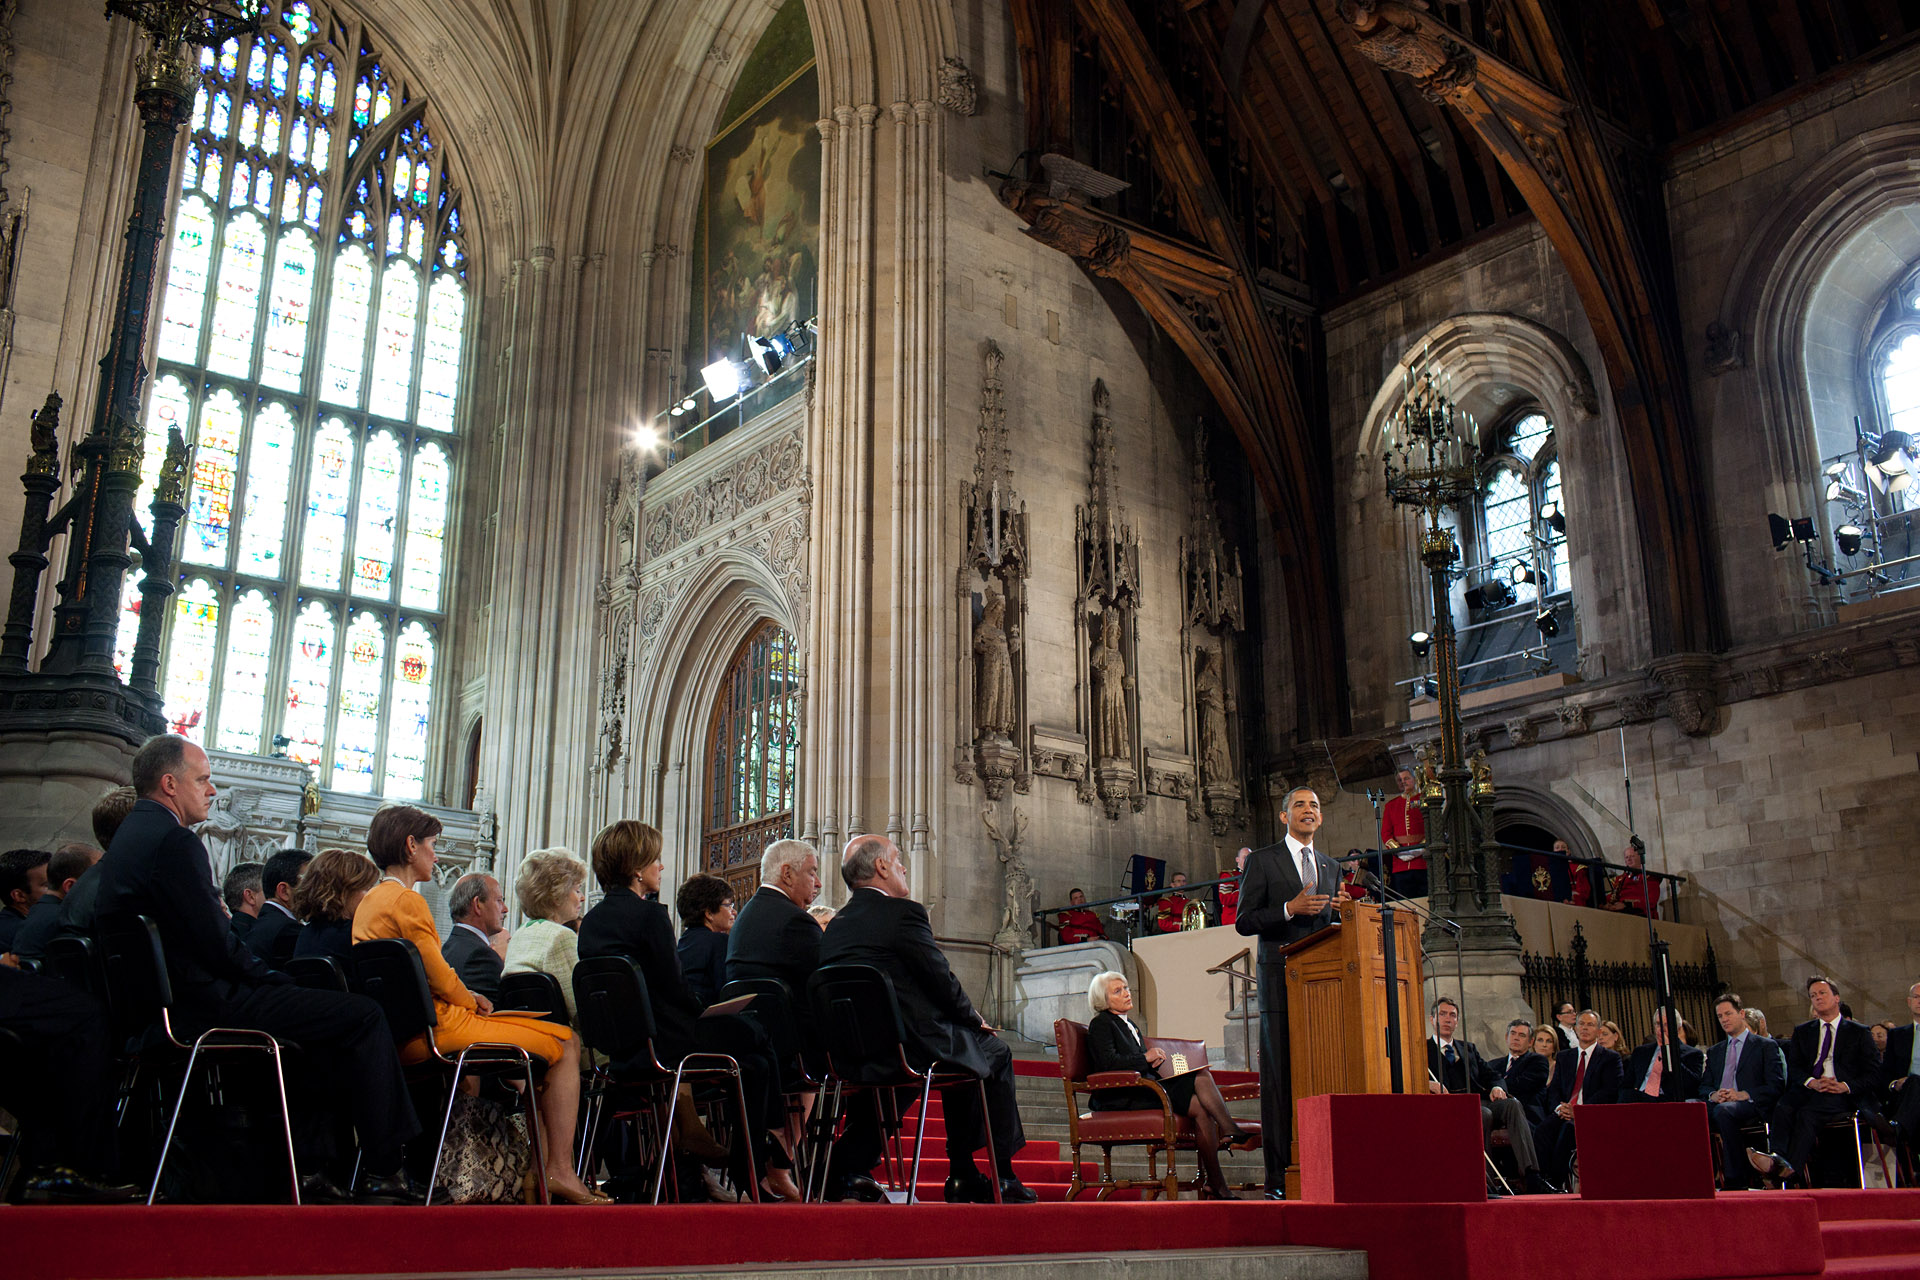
xmin=1817 ymin=1256 xmax=1920 ymax=1278
xmin=1820 ymin=1220 xmax=1920 ymax=1259
xmin=1807 ymin=1188 xmax=1920 ymax=1220
xmin=875 ymin=1157 xmax=1095 ymax=1184
xmin=903 ymin=1180 xmax=1149 ymax=1203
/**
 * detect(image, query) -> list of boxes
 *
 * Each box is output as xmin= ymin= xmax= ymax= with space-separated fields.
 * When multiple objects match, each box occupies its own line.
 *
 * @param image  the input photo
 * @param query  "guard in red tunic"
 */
xmin=1217 ymin=847 xmax=1250 ymax=926
xmin=1380 ymin=767 xmax=1428 ymax=898
xmin=1056 ymin=887 xmax=1106 ymax=944
xmin=1154 ymin=871 xmax=1191 ymax=933
xmin=1605 ymin=837 xmax=1658 ymax=917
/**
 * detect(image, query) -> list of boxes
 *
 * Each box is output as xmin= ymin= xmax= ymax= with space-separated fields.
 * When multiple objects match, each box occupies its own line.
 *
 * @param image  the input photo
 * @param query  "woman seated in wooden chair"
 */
xmin=1084 ymin=970 xmax=1254 ymax=1199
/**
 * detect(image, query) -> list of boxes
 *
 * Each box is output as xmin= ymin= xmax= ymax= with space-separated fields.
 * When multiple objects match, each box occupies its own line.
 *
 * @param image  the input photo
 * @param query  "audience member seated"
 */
xmin=1597 ymin=1020 xmax=1626 ymax=1057
xmin=223 ymin=860 xmax=266 ymax=942
xmin=1536 ymin=1008 xmax=1624 ymax=1187
xmin=1529 ymin=1026 xmax=1563 ymax=1113
xmin=1876 ymin=981 xmax=1919 ymax=1156
xmin=1552 ymin=1002 xmax=1579 ymax=1052
xmin=11 ymin=842 xmax=101 ymax=964
xmin=673 ymin=872 xmax=735 ymax=1006
xmin=0 ymin=965 xmax=137 ymax=1200
xmin=1750 ymin=976 xmax=1882 ymax=1187
xmin=1216 ymin=849 xmax=1249 ymax=927
xmin=1153 ymin=871 xmax=1191 ymax=934
xmin=1056 ymin=888 xmax=1106 ymax=944
xmin=0 ymin=847 xmax=50 ymax=954
xmin=1700 ymin=992 xmax=1786 ymax=1190
xmin=725 ymin=838 xmax=823 ymax=996
xmin=442 ymin=872 xmax=506 ymax=1000
xmin=246 ymin=847 xmax=311 ymax=969
xmin=291 ymin=848 xmax=380 ymax=965
xmin=503 ymin=847 xmax=589 ymax=1023
xmin=820 ymin=835 xmax=1035 ymax=1204
xmin=1492 ymin=1018 xmax=1553 ymax=1132
xmin=579 ymin=819 xmax=801 ymax=1202
xmin=94 ymin=734 xmax=422 ymax=1203
xmin=1085 ymin=970 xmax=1253 ymax=1199
xmin=353 ymin=804 xmax=607 ymax=1206
xmin=1623 ymin=1009 xmax=1705 ymax=1101
xmin=807 ymin=904 xmax=835 ymax=929
xmin=1428 ymin=999 xmax=1555 ymax=1194
xmin=46 ymin=787 xmax=137 ymax=951
xmin=1603 ymin=837 xmax=1657 ymax=916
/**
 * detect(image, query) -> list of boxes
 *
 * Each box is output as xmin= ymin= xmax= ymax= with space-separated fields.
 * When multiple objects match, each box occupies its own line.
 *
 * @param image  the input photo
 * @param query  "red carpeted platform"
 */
xmin=7 ymin=1192 xmax=1858 ymax=1280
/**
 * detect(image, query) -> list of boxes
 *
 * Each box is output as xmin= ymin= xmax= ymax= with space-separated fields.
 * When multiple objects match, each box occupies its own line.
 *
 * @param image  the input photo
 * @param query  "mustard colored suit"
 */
xmin=353 ymin=879 xmax=572 ymax=1065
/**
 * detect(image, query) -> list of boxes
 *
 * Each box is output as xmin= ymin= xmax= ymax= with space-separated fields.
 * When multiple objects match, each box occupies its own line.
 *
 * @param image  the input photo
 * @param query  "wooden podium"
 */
xmin=1277 ymin=895 xmax=1426 ymax=1195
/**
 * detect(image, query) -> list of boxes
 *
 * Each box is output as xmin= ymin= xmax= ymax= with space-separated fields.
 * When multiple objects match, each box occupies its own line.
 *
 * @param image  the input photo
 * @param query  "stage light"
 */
xmin=1510 ymin=564 xmax=1537 ymax=586
xmin=1466 ymin=578 xmax=1511 ymax=611
xmin=634 ymin=424 xmax=661 ymax=451
xmin=1836 ymin=524 xmax=1863 ymax=556
xmin=1420 ymin=677 xmax=1439 ymax=699
xmin=1869 ymin=429 xmax=1913 ymax=475
xmin=701 ymin=359 xmax=743 ymax=401
xmin=1535 ymin=608 xmax=1559 ymax=638
xmin=1826 ymin=478 xmax=1866 ymax=503
xmin=1824 ymin=460 xmax=1849 ymax=478
xmin=1790 ymin=516 xmax=1817 ymax=543
xmin=748 ymin=334 xmax=786 ymax=377
xmin=1768 ymin=513 xmax=1793 ymax=550
xmin=1540 ymin=502 xmax=1566 ymax=534
xmin=668 ymin=401 xmax=687 ymax=417
xmin=1409 ymin=631 xmax=1431 ymax=658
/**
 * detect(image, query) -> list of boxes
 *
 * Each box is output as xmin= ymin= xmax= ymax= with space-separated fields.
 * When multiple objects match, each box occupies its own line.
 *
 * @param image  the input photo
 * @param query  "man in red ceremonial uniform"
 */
xmin=1217 ymin=848 xmax=1249 ymax=926
xmin=1604 ymin=837 xmax=1658 ymax=917
xmin=1154 ymin=871 xmax=1190 ymax=933
xmin=1380 ymin=767 xmax=1427 ymax=898
xmin=1056 ymin=888 xmax=1105 ymax=944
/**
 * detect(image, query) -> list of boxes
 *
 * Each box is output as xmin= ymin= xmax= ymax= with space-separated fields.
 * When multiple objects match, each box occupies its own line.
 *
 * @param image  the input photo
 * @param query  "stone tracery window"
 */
xmin=120 ymin=0 xmax=467 ymax=799
xmin=700 ymin=620 xmax=800 ymax=900
xmin=1862 ymin=266 xmax=1920 ymax=520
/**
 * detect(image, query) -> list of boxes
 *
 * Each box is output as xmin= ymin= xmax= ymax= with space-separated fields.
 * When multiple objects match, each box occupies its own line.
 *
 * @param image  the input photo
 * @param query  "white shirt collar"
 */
xmin=1284 ymin=833 xmax=1314 ymax=858
xmin=1819 ymin=1012 xmax=1843 ymax=1029
xmin=454 ymin=922 xmax=491 ymax=945
xmin=266 ymin=900 xmax=297 ymax=921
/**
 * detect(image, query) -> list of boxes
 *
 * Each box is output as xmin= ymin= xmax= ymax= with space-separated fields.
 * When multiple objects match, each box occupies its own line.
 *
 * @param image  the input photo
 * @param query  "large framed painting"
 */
xmin=703 ymin=62 xmax=820 ymax=399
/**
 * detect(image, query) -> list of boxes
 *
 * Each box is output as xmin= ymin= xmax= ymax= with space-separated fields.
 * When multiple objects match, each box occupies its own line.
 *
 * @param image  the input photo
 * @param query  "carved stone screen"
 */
xmin=701 ymin=620 xmax=799 ymax=900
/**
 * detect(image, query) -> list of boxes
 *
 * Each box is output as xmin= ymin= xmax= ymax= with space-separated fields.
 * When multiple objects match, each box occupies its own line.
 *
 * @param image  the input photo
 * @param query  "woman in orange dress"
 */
xmin=353 ymin=804 xmax=609 ymax=1205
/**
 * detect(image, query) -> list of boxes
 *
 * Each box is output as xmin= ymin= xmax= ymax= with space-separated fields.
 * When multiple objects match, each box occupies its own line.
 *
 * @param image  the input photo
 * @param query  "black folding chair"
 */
xmin=350 ymin=938 xmax=549 ymax=1205
xmin=284 ymin=955 xmax=350 ymax=993
xmin=41 ymin=934 xmax=100 ymax=998
xmin=807 ymin=963 xmax=1001 ymax=1205
xmin=497 ymin=971 xmax=570 ymax=1024
xmin=720 ymin=976 xmax=828 ymax=1196
xmin=93 ymin=914 xmax=300 ymax=1205
xmin=571 ymin=955 xmax=758 ymax=1203
xmin=0 ymin=1026 xmax=26 ymax=1198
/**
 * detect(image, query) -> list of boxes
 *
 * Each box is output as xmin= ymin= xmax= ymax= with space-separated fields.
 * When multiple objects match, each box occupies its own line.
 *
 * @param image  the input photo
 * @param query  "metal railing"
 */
xmin=1031 ymin=872 xmax=1242 ymax=948
xmin=1521 ymin=921 xmax=1723 ymax=1051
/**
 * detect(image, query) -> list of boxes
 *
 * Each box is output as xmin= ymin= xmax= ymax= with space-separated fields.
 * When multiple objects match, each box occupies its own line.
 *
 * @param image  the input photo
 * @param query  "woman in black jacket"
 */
xmin=577 ymin=820 xmax=799 ymax=1201
xmin=673 ymin=873 xmax=734 ymax=1006
xmin=1085 ymin=970 xmax=1253 ymax=1199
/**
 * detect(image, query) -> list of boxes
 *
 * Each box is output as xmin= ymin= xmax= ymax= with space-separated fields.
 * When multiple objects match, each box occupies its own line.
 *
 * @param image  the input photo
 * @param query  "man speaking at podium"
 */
xmin=1235 ymin=787 xmax=1338 ymax=1196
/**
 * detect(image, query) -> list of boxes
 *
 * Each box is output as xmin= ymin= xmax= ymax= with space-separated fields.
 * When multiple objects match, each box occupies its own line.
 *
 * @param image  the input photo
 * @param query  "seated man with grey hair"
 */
xmin=223 ymin=860 xmax=266 ymax=941
xmin=726 ymin=838 xmax=824 ymax=998
xmin=442 ymin=872 xmax=507 ymax=1000
xmin=820 ymin=834 xmax=1035 ymax=1204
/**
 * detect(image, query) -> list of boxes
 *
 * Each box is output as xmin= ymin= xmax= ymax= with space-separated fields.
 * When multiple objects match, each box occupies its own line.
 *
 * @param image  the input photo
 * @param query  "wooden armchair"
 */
xmin=1052 ymin=1020 xmax=1262 ymax=1201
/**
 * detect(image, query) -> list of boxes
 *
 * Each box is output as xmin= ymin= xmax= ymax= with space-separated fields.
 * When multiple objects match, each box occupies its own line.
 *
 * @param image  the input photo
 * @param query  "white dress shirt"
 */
xmin=1807 ymin=1012 xmax=1843 ymax=1086
xmin=1282 ymin=833 xmax=1319 ymax=918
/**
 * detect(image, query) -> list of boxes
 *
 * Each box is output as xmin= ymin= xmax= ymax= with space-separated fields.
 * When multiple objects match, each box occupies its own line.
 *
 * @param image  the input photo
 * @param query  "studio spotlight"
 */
xmin=1826 ymin=478 xmax=1866 ymax=503
xmin=700 ymin=359 xmax=744 ymax=401
xmin=1540 ymin=501 xmax=1567 ymax=534
xmin=1510 ymin=564 xmax=1537 ymax=586
xmin=1768 ymin=512 xmax=1793 ymax=550
xmin=1409 ymin=631 xmax=1431 ymax=658
xmin=1866 ymin=430 xmax=1915 ymax=494
xmin=1836 ymin=524 xmax=1864 ymax=556
xmin=1824 ymin=460 xmax=1849 ymax=478
xmin=747 ymin=334 xmax=786 ymax=376
xmin=634 ymin=424 xmax=661 ymax=451
xmin=1791 ymin=516 xmax=1817 ymax=543
xmin=668 ymin=402 xmax=687 ymax=417
xmin=1535 ymin=608 xmax=1559 ymax=638
xmin=270 ymin=733 xmax=291 ymax=759
xmin=1467 ymin=578 xmax=1511 ymax=611
xmin=1421 ymin=677 xmax=1439 ymax=700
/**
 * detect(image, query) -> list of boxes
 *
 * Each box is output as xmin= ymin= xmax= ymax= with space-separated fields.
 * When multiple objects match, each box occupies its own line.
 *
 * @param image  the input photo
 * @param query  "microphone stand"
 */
xmin=1332 ymin=848 xmax=1464 ymax=1093
xmin=1620 ymin=728 xmax=1678 ymax=1074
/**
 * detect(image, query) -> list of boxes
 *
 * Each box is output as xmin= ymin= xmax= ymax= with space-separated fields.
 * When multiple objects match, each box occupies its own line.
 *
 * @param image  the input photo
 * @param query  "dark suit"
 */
xmin=292 ymin=916 xmax=354 ymax=965
xmin=229 ymin=910 xmax=258 ymax=942
xmin=440 ymin=923 xmax=503 ymax=1000
xmin=1535 ymin=1043 xmax=1624 ymax=1183
xmin=0 ymin=965 xmax=118 ymax=1176
xmin=1623 ymin=1041 xmax=1706 ymax=1102
xmin=1430 ymin=1037 xmax=1541 ymax=1175
xmin=92 ymin=798 xmax=418 ymax=1168
xmin=1233 ymin=837 xmax=1338 ymax=1191
xmin=676 ymin=924 xmax=729 ymax=1007
xmin=1490 ymin=1050 xmax=1551 ymax=1127
xmin=0 ymin=904 xmax=28 ymax=953
xmin=1699 ymin=1030 xmax=1787 ymax=1189
xmin=1885 ymin=1024 xmax=1920 ymax=1148
xmin=246 ymin=902 xmax=302 ymax=970
xmin=819 ymin=886 xmax=1026 ymax=1175
xmin=9 ymin=891 xmax=67 ymax=963
xmin=1768 ymin=1016 xmax=1881 ymax=1180
xmin=1085 ymin=1010 xmax=1198 ymax=1113
xmin=726 ymin=885 xmax=821 ymax=997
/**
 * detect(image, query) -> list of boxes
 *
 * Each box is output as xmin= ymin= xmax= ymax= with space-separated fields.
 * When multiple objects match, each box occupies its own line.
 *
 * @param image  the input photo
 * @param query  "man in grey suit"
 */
xmin=1234 ymin=786 xmax=1339 ymax=1197
xmin=441 ymin=872 xmax=506 ymax=999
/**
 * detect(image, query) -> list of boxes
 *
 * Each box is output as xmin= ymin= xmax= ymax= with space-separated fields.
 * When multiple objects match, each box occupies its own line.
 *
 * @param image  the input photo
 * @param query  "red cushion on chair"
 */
xmin=1055 ymin=1019 xmax=1091 ymax=1080
xmin=1075 ymin=1111 xmax=1191 ymax=1143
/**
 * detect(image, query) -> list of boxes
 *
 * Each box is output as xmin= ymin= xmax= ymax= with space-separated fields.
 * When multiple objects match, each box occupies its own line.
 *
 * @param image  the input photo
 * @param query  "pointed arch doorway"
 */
xmin=701 ymin=619 xmax=801 ymax=900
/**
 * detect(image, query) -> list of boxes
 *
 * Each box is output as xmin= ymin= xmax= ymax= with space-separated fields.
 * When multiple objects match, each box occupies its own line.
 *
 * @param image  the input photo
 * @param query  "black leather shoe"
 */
xmin=1264 ymin=1187 xmax=1287 ymax=1200
xmin=357 ymin=1170 xmax=426 ymax=1204
xmin=943 ymin=1171 xmax=994 ymax=1203
xmin=995 ymin=1176 xmax=1038 ymax=1204
xmin=1523 ymin=1170 xmax=1563 ymax=1196
xmin=827 ymin=1172 xmax=887 ymax=1203
xmin=298 ymin=1171 xmax=354 ymax=1203
xmin=24 ymin=1167 xmax=142 ymax=1203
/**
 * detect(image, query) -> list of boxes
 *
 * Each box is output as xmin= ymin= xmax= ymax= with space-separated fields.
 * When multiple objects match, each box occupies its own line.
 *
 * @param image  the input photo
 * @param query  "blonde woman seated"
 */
xmin=1086 ymin=971 xmax=1253 ymax=1200
xmin=503 ymin=848 xmax=588 ymax=1024
xmin=292 ymin=848 xmax=381 ymax=965
xmin=353 ymin=805 xmax=610 ymax=1206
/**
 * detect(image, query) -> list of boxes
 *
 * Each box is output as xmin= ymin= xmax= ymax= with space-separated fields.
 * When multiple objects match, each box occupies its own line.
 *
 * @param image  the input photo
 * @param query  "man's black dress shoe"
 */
xmin=24 ymin=1167 xmax=141 ymax=1203
xmin=827 ymin=1172 xmax=887 ymax=1203
xmin=357 ymin=1169 xmax=426 ymax=1204
xmin=298 ymin=1171 xmax=354 ymax=1203
xmin=1264 ymin=1187 xmax=1286 ymax=1200
xmin=994 ymin=1176 xmax=1038 ymax=1204
xmin=943 ymin=1170 xmax=994 ymax=1203
xmin=1523 ymin=1170 xmax=1564 ymax=1195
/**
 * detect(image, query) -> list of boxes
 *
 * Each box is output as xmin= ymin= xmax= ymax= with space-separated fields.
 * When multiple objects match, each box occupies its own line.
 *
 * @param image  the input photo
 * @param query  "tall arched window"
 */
xmin=1858 ymin=266 xmax=1920 ymax=523
xmin=120 ymin=0 xmax=468 ymax=800
xmin=1454 ymin=410 xmax=1572 ymax=685
xmin=701 ymin=621 xmax=800 ymax=901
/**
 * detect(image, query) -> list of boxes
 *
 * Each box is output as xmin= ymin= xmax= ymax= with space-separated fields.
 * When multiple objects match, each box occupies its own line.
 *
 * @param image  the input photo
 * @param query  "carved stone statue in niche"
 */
xmin=973 ymin=588 xmax=1017 ymax=737
xmin=1195 ymin=646 xmax=1232 ymax=786
xmin=982 ymin=803 xmax=1033 ymax=952
xmin=1091 ymin=608 xmax=1132 ymax=763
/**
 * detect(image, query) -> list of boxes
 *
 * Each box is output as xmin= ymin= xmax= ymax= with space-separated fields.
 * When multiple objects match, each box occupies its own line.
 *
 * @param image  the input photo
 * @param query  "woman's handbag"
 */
xmin=433 ymin=1093 xmax=530 ymax=1204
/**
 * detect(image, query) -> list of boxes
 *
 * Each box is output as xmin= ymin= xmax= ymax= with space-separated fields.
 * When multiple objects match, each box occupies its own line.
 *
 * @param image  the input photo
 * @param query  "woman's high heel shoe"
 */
xmin=546 ymin=1174 xmax=614 ymax=1205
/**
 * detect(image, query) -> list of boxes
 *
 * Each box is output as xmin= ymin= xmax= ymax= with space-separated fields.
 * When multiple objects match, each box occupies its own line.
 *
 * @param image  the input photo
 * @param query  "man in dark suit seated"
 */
xmin=1490 ymin=1017 xmax=1553 ymax=1131
xmin=11 ymin=843 xmax=101 ymax=964
xmin=1750 ymin=975 xmax=1881 ymax=1186
xmin=1876 ymin=982 xmax=1920 ymax=1159
xmin=245 ymin=847 xmax=310 ymax=970
xmin=92 ymin=734 xmax=421 ymax=1202
xmin=1427 ymin=999 xmax=1555 ymax=1194
xmin=726 ymin=838 xmax=823 ymax=995
xmin=1700 ymin=992 xmax=1787 ymax=1189
xmin=223 ymin=861 xmax=265 ymax=943
xmin=0 ymin=965 xmax=137 ymax=1200
xmin=441 ymin=872 xmax=506 ymax=999
xmin=820 ymin=834 xmax=1035 ymax=1204
xmin=0 ymin=847 xmax=49 ymax=954
xmin=1623 ymin=1008 xmax=1705 ymax=1102
xmin=1536 ymin=1008 xmax=1624 ymax=1187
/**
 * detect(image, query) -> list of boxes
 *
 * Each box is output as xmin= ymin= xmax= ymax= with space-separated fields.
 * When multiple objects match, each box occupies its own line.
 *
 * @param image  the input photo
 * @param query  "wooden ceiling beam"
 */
xmin=1177 ymin=1 xmax=1309 ymax=247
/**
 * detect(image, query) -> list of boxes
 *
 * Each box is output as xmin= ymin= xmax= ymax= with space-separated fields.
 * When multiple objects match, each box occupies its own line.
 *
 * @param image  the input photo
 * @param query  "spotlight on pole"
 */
xmin=1540 ymin=501 xmax=1567 ymax=535
xmin=1535 ymin=607 xmax=1560 ymax=638
xmin=634 ymin=424 xmax=661 ymax=452
xmin=700 ymin=359 xmax=744 ymax=401
xmin=1409 ymin=631 xmax=1431 ymax=659
xmin=1790 ymin=516 xmax=1817 ymax=543
xmin=1466 ymin=578 xmax=1512 ymax=611
xmin=1768 ymin=512 xmax=1793 ymax=551
xmin=1510 ymin=564 xmax=1537 ymax=586
xmin=1836 ymin=524 xmax=1864 ymax=557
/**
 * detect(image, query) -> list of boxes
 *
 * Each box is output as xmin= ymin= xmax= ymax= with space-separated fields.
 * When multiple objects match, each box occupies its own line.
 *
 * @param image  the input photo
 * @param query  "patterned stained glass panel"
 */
xmin=209 ymin=90 xmax=232 ymax=139
xmin=1506 ymin=412 xmax=1552 ymax=463
xmin=238 ymin=100 xmax=260 ymax=147
xmin=138 ymin=373 xmax=193 ymax=515
xmin=384 ymin=622 xmax=434 ymax=800
xmin=184 ymin=389 xmax=246 ymax=566
xmin=417 ymin=275 xmax=463 ymax=432
xmin=285 ymin=1 xmax=317 ymax=43
xmin=1542 ymin=458 xmax=1569 ymax=591
xmin=351 ymin=430 xmax=402 ymax=598
xmin=157 ymin=196 xmax=215 ymax=364
xmin=331 ymin=612 xmax=385 ymax=792
xmin=368 ymin=264 xmax=418 ymax=419
xmin=236 ymin=401 xmax=297 ymax=575
xmin=319 ymin=243 xmax=373 ymax=405
xmin=1481 ymin=465 xmax=1531 ymax=576
xmin=215 ymin=589 xmax=275 ymax=753
xmin=400 ymin=442 xmax=448 ymax=608
xmin=112 ymin=570 xmax=144 ymax=683
xmin=260 ymin=229 xmax=317 ymax=391
xmin=1883 ymin=331 xmax=1920 ymax=438
xmin=282 ymin=599 xmax=335 ymax=769
xmin=206 ymin=212 xmax=268 ymax=377
xmin=299 ymin=417 xmax=354 ymax=589
xmin=161 ymin=578 xmax=221 ymax=741
xmin=288 ymin=117 xmax=310 ymax=165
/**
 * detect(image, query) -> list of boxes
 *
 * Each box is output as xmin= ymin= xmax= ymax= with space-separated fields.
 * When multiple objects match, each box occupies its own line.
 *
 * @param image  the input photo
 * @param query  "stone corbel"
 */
xmin=1648 ymin=652 xmax=1723 ymax=738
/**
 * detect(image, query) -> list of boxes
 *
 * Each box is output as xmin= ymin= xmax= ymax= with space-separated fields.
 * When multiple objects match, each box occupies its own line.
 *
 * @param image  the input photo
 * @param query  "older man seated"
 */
xmin=1623 ymin=1009 xmax=1706 ymax=1102
xmin=1428 ymin=998 xmax=1557 ymax=1194
xmin=442 ymin=872 xmax=507 ymax=999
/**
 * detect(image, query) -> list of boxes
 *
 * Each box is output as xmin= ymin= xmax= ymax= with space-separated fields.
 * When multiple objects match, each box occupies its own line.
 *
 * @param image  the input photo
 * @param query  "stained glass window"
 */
xmin=147 ymin=0 xmax=465 ymax=796
xmin=700 ymin=621 xmax=801 ymax=901
xmin=1472 ymin=411 xmax=1567 ymax=609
